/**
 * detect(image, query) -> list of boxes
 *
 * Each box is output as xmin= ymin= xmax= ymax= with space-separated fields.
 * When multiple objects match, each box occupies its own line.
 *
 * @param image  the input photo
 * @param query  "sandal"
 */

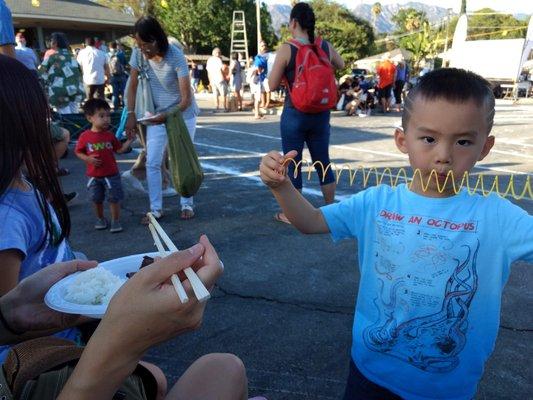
xmin=274 ymin=212 xmax=291 ymax=225
xmin=141 ymin=210 xmax=163 ymax=225
xmin=180 ymin=204 xmax=195 ymax=220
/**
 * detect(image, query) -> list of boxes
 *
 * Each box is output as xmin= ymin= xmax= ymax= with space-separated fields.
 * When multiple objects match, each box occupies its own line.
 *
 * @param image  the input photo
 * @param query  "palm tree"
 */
xmin=371 ymin=2 xmax=382 ymax=32
xmin=405 ymin=9 xmax=425 ymax=32
xmin=460 ymin=0 xmax=467 ymax=14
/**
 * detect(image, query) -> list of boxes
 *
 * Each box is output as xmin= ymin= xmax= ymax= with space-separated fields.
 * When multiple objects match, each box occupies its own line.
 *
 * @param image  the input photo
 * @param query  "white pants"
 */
xmin=146 ymin=116 xmax=197 ymax=213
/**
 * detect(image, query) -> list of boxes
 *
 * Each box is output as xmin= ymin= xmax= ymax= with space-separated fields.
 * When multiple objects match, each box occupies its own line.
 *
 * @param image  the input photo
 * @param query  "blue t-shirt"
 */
xmin=0 ymin=0 xmax=14 ymax=47
xmin=321 ymin=184 xmax=533 ymax=400
xmin=0 ymin=186 xmax=79 ymax=362
xmin=254 ymin=54 xmax=268 ymax=82
xmin=396 ymin=64 xmax=408 ymax=82
xmin=129 ymin=45 xmax=199 ymax=120
xmin=15 ymin=45 xmax=38 ymax=71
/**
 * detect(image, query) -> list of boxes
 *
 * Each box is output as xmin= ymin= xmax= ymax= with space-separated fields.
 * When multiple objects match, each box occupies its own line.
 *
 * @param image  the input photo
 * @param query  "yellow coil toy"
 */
xmin=283 ymin=159 xmax=532 ymax=201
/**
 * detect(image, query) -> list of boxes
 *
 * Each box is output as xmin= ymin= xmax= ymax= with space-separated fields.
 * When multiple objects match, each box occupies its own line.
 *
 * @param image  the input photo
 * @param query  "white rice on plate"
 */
xmin=64 ymin=267 xmax=125 ymax=305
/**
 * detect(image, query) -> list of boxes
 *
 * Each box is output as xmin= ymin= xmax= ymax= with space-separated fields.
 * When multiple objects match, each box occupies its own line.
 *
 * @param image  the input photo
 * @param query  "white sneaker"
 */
xmin=151 ymin=210 xmax=163 ymax=219
xmin=162 ymin=187 xmax=178 ymax=197
xmin=121 ymin=170 xmax=146 ymax=193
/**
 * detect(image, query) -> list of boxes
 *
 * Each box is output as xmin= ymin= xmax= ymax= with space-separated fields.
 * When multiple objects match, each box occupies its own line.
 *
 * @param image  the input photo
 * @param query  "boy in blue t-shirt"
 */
xmin=260 ymin=68 xmax=533 ymax=400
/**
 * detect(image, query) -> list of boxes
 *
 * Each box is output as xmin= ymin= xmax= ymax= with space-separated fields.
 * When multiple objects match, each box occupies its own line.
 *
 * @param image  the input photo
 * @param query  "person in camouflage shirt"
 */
xmin=39 ymin=32 xmax=84 ymax=114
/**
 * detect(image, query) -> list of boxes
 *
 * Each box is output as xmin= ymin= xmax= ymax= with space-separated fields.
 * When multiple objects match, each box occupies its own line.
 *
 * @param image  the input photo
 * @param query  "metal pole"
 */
xmin=256 ymin=0 xmax=261 ymax=53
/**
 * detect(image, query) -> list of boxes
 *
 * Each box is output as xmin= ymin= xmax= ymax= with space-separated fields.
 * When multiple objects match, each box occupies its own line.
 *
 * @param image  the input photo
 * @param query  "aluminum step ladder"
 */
xmin=230 ymin=11 xmax=250 ymax=67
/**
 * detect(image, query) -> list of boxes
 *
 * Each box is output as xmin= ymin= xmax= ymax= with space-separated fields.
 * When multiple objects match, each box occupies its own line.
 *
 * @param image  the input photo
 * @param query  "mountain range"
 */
xmin=353 ymin=2 xmax=450 ymax=33
xmin=267 ymin=2 xmax=451 ymax=35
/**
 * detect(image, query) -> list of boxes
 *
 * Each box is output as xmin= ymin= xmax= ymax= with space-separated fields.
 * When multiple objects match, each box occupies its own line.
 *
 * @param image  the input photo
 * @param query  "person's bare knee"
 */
xmin=54 ymin=141 xmax=67 ymax=161
xmin=139 ymin=361 xmax=168 ymax=400
xmin=62 ymin=128 xmax=70 ymax=145
xmin=166 ymin=353 xmax=246 ymax=400
xmin=215 ymin=353 xmax=246 ymax=390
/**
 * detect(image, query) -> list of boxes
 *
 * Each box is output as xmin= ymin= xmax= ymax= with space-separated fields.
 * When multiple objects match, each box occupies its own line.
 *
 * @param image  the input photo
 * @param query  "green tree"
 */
xmin=392 ymin=8 xmax=428 ymax=33
xmin=152 ymin=0 xmax=276 ymax=56
xmin=467 ymin=8 xmax=527 ymax=40
xmin=99 ymin=0 xmax=276 ymax=56
xmin=446 ymin=8 xmax=527 ymax=43
xmin=96 ymin=0 xmax=150 ymax=17
xmin=460 ymin=0 xmax=467 ymax=15
xmin=278 ymin=0 xmax=374 ymax=74
xmin=400 ymin=20 xmax=442 ymax=73
xmin=308 ymin=0 xmax=375 ymax=73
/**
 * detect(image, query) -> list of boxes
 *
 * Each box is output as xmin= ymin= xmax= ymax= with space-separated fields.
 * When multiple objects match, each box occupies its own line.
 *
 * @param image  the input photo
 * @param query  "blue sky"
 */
xmin=264 ymin=0 xmax=533 ymax=14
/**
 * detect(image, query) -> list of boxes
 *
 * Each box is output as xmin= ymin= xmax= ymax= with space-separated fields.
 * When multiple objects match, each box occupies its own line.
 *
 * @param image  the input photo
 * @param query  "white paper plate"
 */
xmin=45 ymin=252 xmax=159 ymax=319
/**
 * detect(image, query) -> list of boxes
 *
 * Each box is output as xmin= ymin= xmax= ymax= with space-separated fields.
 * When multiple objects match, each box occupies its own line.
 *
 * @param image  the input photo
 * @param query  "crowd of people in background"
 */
xmin=10 ymin=30 xmax=418 ymax=124
xmin=10 ymin=30 xmax=130 ymax=115
xmin=337 ymin=53 xmax=410 ymax=117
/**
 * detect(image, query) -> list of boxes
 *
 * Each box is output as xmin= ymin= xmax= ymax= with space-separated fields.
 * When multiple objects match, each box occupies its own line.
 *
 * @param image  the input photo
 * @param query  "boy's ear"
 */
xmin=394 ymin=127 xmax=408 ymax=154
xmin=478 ymin=135 xmax=495 ymax=161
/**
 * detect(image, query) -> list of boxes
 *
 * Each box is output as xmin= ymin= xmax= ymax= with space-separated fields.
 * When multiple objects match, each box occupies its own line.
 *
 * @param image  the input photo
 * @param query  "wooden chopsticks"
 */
xmin=147 ymin=212 xmax=210 ymax=303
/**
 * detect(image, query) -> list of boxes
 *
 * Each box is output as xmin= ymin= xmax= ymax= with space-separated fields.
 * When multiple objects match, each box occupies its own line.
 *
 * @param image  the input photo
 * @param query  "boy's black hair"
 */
xmin=134 ymin=16 xmax=169 ymax=55
xmin=83 ymin=98 xmax=110 ymax=116
xmin=402 ymin=68 xmax=495 ymax=134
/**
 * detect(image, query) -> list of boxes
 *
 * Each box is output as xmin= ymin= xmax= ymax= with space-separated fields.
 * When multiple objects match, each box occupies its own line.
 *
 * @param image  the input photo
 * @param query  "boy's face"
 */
xmin=87 ymin=108 xmax=111 ymax=132
xmin=395 ymin=97 xmax=495 ymax=198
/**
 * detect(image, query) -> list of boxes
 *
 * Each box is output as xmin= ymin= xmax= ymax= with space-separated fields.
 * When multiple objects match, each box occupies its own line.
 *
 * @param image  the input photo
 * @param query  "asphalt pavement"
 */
xmin=60 ymin=94 xmax=532 ymax=399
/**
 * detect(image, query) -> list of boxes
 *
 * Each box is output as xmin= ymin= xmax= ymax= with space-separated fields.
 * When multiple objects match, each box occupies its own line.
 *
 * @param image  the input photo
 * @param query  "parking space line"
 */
xmin=200 ymin=161 xmax=350 ymax=200
xmin=198 ymin=126 xmax=532 ymax=176
xmin=196 ymin=142 xmax=531 ymax=203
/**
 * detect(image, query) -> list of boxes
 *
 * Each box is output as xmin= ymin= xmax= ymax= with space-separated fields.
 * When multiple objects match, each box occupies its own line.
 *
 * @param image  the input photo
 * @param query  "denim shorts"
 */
xmin=87 ymin=174 xmax=124 ymax=203
xmin=377 ymin=84 xmax=393 ymax=101
xmin=280 ymin=104 xmax=335 ymax=189
xmin=342 ymin=359 xmax=402 ymax=400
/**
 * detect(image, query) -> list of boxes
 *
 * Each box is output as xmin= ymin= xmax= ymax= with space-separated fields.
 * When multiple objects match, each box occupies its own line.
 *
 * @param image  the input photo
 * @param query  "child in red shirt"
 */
xmin=75 ymin=99 xmax=132 ymax=232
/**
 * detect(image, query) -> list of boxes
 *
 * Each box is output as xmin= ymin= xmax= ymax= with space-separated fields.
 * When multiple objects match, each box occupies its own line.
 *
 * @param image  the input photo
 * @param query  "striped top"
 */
xmin=130 ymin=45 xmax=199 ymax=120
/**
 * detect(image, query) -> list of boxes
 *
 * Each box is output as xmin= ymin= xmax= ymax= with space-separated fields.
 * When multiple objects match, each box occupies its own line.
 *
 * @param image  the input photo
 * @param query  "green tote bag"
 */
xmin=165 ymin=110 xmax=204 ymax=197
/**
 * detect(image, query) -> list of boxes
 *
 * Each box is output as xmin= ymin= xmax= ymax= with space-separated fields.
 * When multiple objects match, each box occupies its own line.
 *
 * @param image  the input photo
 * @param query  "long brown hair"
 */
xmin=290 ymin=2 xmax=316 ymax=43
xmin=0 ymin=55 xmax=70 ymax=245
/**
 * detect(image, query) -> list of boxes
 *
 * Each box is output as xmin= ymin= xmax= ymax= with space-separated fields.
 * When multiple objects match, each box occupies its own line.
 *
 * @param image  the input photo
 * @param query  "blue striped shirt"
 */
xmin=130 ymin=45 xmax=199 ymax=120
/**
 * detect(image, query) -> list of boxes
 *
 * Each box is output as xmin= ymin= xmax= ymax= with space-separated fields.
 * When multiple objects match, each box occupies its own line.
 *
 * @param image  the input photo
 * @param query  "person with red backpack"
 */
xmin=266 ymin=2 xmax=344 ymax=224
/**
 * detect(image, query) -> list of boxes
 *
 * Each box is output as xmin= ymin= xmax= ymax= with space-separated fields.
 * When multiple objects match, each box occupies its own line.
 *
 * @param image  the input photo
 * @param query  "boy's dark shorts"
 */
xmin=87 ymin=174 xmax=124 ymax=203
xmin=342 ymin=358 xmax=401 ymax=400
xmin=376 ymin=84 xmax=393 ymax=100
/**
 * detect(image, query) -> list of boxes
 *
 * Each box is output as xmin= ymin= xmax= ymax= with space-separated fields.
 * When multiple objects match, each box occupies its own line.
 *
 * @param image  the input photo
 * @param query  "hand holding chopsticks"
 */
xmin=146 ymin=212 xmax=211 ymax=303
xmin=147 ymin=223 xmax=189 ymax=303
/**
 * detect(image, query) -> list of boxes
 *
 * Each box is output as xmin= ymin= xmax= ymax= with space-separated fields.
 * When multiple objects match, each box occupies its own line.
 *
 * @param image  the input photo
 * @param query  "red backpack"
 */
xmin=288 ymin=37 xmax=337 ymax=113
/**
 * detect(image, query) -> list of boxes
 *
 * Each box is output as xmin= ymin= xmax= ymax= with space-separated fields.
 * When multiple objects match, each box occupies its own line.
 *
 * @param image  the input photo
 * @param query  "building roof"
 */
xmin=6 ymin=0 xmax=136 ymax=27
xmin=356 ymin=48 xmax=413 ymax=63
